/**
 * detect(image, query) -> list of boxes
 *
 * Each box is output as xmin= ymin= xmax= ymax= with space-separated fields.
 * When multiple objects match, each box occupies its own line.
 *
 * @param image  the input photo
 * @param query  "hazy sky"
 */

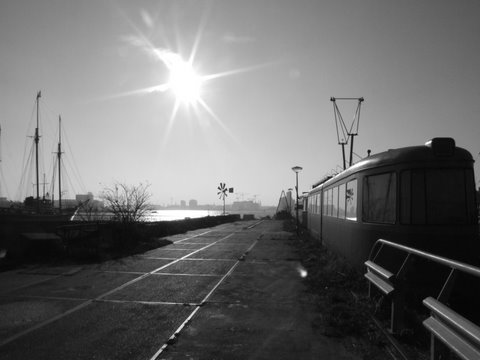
xmin=1 ymin=0 xmax=479 ymax=206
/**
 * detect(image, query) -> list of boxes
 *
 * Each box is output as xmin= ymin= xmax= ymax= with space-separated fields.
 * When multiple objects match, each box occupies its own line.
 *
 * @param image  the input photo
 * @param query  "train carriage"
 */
xmin=306 ymin=138 xmax=478 ymax=268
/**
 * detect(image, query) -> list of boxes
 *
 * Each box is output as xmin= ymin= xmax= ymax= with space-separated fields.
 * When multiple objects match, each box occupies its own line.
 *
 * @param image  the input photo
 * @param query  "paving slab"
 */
xmin=7 ymin=270 xmax=139 ymax=299
xmin=173 ymin=237 xmax=221 ymax=244
xmin=233 ymin=259 xmax=306 ymax=279
xmin=0 ymin=271 xmax=58 ymax=295
xmin=163 ymin=243 xmax=206 ymax=250
xmin=156 ymin=259 xmax=236 ymax=275
xmin=162 ymin=302 xmax=358 ymax=360
xmin=88 ymin=257 xmax=173 ymax=273
xmin=143 ymin=248 xmax=202 ymax=258
xmin=0 ymin=296 xmax=83 ymax=344
xmin=0 ymin=220 xmax=365 ymax=360
xmin=0 ymin=301 xmax=192 ymax=360
xmin=188 ymin=247 xmax=248 ymax=260
xmin=208 ymin=272 xmax=306 ymax=304
xmin=248 ymin=242 xmax=302 ymax=261
xmin=103 ymin=274 xmax=221 ymax=303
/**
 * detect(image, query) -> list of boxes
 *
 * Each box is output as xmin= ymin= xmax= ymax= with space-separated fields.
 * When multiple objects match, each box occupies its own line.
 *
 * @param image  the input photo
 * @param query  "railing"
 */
xmin=365 ymin=239 xmax=480 ymax=359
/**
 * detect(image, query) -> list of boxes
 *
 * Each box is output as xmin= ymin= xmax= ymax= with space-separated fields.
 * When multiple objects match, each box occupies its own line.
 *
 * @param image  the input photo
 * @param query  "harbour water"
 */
xmin=143 ymin=209 xmax=223 ymax=221
xmin=72 ymin=209 xmax=224 ymax=222
xmin=72 ymin=208 xmax=275 ymax=222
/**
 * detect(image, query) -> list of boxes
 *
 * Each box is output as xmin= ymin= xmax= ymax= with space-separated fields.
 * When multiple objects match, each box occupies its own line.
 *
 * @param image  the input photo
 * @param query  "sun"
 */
xmin=167 ymin=59 xmax=202 ymax=105
xmin=112 ymin=10 xmax=267 ymax=146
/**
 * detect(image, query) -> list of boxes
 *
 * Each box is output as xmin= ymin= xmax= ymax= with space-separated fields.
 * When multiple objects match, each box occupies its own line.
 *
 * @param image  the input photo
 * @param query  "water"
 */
xmin=144 ymin=209 xmax=223 ymax=222
xmin=74 ymin=208 xmax=274 ymax=222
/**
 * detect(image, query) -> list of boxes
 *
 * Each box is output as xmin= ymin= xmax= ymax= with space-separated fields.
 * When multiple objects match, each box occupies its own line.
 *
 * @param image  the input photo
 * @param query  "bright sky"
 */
xmin=1 ymin=0 xmax=479 ymax=206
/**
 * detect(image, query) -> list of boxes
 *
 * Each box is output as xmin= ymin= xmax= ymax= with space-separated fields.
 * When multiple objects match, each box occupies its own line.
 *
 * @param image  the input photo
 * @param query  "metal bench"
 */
xmin=423 ymin=297 xmax=480 ymax=360
xmin=364 ymin=247 xmax=411 ymax=334
xmin=365 ymin=260 xmax=394 ymax=296
xmin=366 ymin=239 xmax=480 ymax=358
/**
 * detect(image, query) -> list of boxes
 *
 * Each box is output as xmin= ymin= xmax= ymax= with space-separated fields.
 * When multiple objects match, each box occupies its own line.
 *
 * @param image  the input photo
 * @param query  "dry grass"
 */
xmin=285 ymin=220 xmax=417 ymax=359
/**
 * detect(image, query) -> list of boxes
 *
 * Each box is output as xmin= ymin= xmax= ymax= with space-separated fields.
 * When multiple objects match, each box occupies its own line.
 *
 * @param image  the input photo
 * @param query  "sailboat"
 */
xmin=0 ymin=91 xmax=78 ymax=222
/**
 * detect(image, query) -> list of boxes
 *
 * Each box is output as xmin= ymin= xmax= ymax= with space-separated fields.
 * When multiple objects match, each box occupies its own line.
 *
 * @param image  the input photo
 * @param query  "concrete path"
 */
xmin=0 ymin=220 xmax=359 ymax=360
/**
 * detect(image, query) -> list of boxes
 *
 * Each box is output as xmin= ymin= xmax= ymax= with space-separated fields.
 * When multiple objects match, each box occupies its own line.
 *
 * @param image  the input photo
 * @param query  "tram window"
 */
xmin=400 ymin=171 xmax=411 ymax=224
xmin=363 ymin=172 xmax=396 ymax=224
xmin=338 ymin=184 xmax=346 ymax=219
xmin=411 ymin=171 xmax=426 ymax=224
xmin=332 ymin=187 xmax=338 ymax=217
xmin=401 ymin=169 xmax=474 ymax=225
xmin=323 ymin=191 xmax=327 ymax=214
xmin=327 ymin=189 xmax=333 ymax=216
xmin=326 ymin=189 xmax=332 ymax=216
xmin=346 ymin=180 xmax=357 ymax=221
xmin=426 ymin=169 xmax=468 ymax=224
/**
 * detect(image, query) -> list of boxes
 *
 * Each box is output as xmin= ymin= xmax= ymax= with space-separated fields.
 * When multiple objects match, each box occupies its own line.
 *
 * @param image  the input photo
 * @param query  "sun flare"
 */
xmin=167 ymin=59 xmax=202 ymax=105
xmin=113 ymin=9 xmax=266 ymax=146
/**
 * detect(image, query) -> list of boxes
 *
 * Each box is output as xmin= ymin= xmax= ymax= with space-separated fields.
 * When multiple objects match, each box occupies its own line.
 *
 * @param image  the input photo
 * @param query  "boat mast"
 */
xmin=57 ymin=116 xmax=63 ymax=212
xmin=35 ymin=91 xmax=41 ymax=212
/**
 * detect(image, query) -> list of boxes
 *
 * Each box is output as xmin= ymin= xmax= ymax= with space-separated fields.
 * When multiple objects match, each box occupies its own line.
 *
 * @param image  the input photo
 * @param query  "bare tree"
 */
xmin=100 ymin=182 xmax=151 ymax=223
xmin=76 ymin=199 xmax=105 ymax=222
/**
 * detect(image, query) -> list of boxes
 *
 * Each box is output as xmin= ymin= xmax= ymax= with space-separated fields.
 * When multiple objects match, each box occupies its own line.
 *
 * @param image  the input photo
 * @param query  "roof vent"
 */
xmin=425 ymin=138 xmax=455 ymax=157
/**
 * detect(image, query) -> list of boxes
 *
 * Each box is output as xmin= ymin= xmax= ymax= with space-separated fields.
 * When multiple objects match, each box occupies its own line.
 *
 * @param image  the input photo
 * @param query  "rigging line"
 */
xmin=16 ymin=141 xmax=35 ymax=200
xmin=64 ymin=155 xmax=86 ymax=194
xmin=23 ymin=147 xmax=34 ymax=199
xmin=25 ymin=96 xmax=38 ymax=138
xmin=38 ymin=140 xmax=47 ymax=193
xmin=64 ymin=160 xmax=79 ymax=199
xmin=62 ymin=124 xmax=86 ymax=192
xmin=50 ymin=155 xmax=58 ymax=198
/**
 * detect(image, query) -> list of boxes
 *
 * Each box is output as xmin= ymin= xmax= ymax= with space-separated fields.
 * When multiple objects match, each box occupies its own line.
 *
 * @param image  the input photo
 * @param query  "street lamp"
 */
xmin=291 ymin=166 xmax=303 ymax=235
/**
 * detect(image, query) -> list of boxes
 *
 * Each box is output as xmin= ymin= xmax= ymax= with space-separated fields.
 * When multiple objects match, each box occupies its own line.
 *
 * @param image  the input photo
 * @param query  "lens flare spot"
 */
xmin=297 ymin=265 xmax=308 ymax=278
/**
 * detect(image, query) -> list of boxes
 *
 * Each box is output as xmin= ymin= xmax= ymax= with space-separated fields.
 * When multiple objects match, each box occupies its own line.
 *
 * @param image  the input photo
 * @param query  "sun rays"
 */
xmin=107 ymin=7 xmax=265 ymax=147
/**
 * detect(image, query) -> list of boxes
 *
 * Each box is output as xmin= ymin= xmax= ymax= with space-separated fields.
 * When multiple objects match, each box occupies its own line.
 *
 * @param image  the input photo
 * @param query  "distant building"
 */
xmin=180 ymin=200 xmax=186 ymax=208
xmin=76 ymin=192 xmax=94 ymax=202
xmin=189 ymin=199 xmax=198 ymax=208
xmin=232 ymin=200 xmax=260 ymax=211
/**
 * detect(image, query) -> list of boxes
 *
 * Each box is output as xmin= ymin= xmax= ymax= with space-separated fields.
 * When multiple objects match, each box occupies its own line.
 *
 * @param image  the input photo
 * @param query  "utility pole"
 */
xmin=330 ymin=97 xmax=364 ymax=169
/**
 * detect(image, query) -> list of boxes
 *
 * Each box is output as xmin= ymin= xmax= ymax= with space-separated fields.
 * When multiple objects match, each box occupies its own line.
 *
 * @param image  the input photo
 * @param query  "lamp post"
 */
xmin=291 ymin=166 xmax=302 ymax=235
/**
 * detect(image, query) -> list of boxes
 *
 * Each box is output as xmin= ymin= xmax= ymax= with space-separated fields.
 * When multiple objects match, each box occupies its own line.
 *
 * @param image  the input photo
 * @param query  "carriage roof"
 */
xmin=310 ymin=138 xmax=473 ymax=193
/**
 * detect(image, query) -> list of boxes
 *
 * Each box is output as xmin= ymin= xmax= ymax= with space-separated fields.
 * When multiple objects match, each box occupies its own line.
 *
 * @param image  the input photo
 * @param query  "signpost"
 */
xmin=217 ymin=182 xmax=228 ymax=215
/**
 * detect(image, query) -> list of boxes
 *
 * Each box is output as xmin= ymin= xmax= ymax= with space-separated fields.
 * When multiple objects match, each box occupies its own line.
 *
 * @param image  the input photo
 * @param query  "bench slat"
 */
xmin=365 ymin=271 xmax=394 ymax=295
xmin=365 ymin=260 xmax=394 ymax=280
xmin=424 ymin=317 xmax=480 ymax=360
xmin=423 ymin=297 xmax=480 ymax=346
